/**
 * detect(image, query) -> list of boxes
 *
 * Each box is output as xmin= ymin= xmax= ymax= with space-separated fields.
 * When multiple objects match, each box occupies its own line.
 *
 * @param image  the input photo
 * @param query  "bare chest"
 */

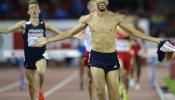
xmin=88 ymin=16 xmax=118 ymax=34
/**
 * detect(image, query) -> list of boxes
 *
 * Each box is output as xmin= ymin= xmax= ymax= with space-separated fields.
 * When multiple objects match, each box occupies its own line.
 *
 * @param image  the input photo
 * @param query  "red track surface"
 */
xmin=0 ymin=65 xmax=160 ymax=100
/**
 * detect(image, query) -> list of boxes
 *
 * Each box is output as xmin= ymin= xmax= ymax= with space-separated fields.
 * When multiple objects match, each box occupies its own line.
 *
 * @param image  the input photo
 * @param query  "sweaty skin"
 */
xmin=84 ymin=12 xmax=122 ymax=53
xmin=37 ymin=11 xmax=162 ymax=53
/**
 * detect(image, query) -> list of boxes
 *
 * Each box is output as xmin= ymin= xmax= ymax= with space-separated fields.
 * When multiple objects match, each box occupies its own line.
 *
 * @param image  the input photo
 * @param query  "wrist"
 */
xmin=45 ymin=38 xmax=49 ymax=44
xmin=156 ymin=38 xmax=163 ymax=44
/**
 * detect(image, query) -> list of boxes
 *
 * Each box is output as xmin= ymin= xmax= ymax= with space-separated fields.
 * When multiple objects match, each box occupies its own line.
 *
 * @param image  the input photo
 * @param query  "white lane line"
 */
xmin=1 ymin=71 xmax=77 ymax=99
xmin=45 ymin=72 xmax=77 ymax=97
xmin=0 ymin=81 xmax=19 ymax=93
xmin=35 ymin=72 xmax=77 ymax=100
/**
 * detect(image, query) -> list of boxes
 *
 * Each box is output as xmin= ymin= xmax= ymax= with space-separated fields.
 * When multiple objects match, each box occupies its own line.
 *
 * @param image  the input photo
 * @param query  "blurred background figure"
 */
xmin=0 ymin=0 xmax=175 ymax=100
xmin=74 ymin=1 xmax=97 ymax=100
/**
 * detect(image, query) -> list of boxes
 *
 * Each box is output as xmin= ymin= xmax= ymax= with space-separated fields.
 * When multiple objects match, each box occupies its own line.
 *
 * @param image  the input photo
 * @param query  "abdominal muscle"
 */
xmin=91 ymin=32 xmax=116 ymax=53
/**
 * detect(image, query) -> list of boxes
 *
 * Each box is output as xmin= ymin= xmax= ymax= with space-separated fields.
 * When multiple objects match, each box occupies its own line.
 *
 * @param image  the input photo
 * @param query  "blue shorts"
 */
xmin=89 ymin=50 xmax=120 ymax=73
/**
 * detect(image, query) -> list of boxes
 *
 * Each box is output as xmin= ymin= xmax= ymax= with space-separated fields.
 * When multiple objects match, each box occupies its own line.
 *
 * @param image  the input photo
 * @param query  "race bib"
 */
xmin=28 ymin=37 xmax=42 ymax=47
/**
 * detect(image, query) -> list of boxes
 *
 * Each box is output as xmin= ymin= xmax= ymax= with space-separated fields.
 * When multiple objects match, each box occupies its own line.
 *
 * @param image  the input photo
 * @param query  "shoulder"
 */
xmin=110 ymin=12 xmax=126 ymax=24
xmin=112 ymin=12 xmax=125 ymax=19
xmin=18 ymin=20 xmax=26 ymax=25
xmin=79 ymin=14 xmax=93 ymax=23
xmin=124 ymin=15 xmax=135 ymax=24
xmin=17 ymin=20 xmax=26 ymax=28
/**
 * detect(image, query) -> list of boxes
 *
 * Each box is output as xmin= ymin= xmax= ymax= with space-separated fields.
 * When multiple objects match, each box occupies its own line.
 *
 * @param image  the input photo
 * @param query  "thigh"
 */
xmin=91 ymin=67 xmax=105 ymax=91
xmin=35 ymin=59 xmax=47 ymax=73
xmin=106 ymin=70 xmax=120 ymax=99
xmin=26 ymin=69 xmax=35 ymax=83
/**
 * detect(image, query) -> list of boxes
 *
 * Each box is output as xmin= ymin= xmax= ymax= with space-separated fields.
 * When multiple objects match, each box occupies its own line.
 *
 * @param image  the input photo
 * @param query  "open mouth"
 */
xmin=99 ymin=2 xmax=105 ymax=7
xmin=100 ymin=3 xmax=105 ymax=6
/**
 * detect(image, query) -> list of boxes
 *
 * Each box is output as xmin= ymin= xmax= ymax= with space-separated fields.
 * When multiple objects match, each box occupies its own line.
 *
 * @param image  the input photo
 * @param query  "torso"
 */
xmin=84 ymin=11 xmax=122 ymax=53
xmin=22 ymin=20 xmax=47 ymax=66
xmin=23 ymin=20 xmax=46 ymax=49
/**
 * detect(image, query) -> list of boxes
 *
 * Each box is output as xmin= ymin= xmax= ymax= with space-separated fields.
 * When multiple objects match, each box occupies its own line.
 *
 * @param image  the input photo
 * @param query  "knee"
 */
xmin=28 ymin=81 xmax=34 ymax=88
xmin=37 ymin=67 xmax=45 ymax=74
xmin=37 ymin=69 xmax=44 ymax=74
xmin=96 ymin=87 xmax=105 ymax=96
xmin=88 ymin=79 xmax=93 ymax=84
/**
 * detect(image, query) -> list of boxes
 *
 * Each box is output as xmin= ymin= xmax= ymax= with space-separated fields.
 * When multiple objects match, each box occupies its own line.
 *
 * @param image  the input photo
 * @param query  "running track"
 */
xmin=0 ymin=65 xmax=160 ymax=100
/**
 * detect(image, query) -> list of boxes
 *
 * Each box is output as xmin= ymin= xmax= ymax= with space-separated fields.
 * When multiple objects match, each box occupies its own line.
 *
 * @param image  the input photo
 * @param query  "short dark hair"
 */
xmin=28 ymin=0 xmax=38 ymax=5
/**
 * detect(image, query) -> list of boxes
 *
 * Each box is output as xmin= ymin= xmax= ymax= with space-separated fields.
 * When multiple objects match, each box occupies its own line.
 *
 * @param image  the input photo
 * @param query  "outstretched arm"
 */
xmin=33 ymin=15 xmax=90 ymax=47
xmin=45 ymin=22 xmax=62 ymax=35
xmin=47 ymin=22 xmax=87 ymax=43
xmin=46 ymin=15 xmax=89 ymax=43
xmin=0 ymin=21 xmax=25 ymax=34
xmin=119 ymin=22 xmax=163 ymax=44
xmin=33 ymin=22 xmax=87 ymax=47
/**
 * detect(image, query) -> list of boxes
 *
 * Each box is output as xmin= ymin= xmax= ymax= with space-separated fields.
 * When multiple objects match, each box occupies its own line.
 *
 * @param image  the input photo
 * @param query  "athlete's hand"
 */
xmin=33 ymin=37 xmax=48 ymax=47
xmin=156 ymin=38 xmax=164 ymax=44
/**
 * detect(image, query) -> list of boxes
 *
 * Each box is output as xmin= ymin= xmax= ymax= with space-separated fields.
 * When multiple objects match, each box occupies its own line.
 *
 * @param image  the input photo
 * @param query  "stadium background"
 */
xmin=0 ymin=0 xmax=175 ymax=100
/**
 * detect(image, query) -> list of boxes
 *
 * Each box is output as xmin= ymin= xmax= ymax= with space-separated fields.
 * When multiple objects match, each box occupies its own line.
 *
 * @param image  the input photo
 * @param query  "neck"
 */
xmin=29 ymin=18 xmax=39 ymax=23
xmin=97 ymin=9 xmax=108 ymax=17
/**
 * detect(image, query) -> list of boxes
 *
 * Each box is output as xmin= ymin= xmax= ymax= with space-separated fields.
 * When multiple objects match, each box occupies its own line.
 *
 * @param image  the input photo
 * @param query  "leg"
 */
xmin=123 ymin=57 xmax=132 ymax=90
xmin=26 ymin=69 xmax=36 ymax=100
xmin=91 ymin=67 xmax=106 ymax=100
xmin=123 ymin=71 xmax=130 ymax=90
xmin=106 ymin=70 xmax=120 ymax=100
xmin=87 ymin=67 xmax=94 ymax=100
xmin=79 ymin=57 xmax=85 ymax=90
xmin=134 ymin=55 xmax=142 ymax=90
xmin=36 ymin=59 xmax=47 ymax=90
xmin=120 ymin=68 xmax=128 ymax=100
xmin=135 ymin=56 xmax=141 ymax=84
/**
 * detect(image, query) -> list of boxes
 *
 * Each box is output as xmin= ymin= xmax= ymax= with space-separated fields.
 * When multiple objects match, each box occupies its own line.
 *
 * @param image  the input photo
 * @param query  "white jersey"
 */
xmin=116 ymin=39 xmax=130 ymax=52
xmin=84 ymin=26 xmax=92 ymax=52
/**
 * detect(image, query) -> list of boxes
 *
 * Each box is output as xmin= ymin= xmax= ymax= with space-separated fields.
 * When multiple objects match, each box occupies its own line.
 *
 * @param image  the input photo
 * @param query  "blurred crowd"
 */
xmin=0 ymin=0 xmax=175 ymax=37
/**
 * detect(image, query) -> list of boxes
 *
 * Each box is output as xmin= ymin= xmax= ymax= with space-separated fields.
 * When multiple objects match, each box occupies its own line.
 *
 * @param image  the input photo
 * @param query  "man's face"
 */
xmin=88 ymin=1 xmax=97 ymax=13
xmin=96 ymin=0 xmax=108 ymax=12
xmin=28 ymin=4 xmax=40 ymax=18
